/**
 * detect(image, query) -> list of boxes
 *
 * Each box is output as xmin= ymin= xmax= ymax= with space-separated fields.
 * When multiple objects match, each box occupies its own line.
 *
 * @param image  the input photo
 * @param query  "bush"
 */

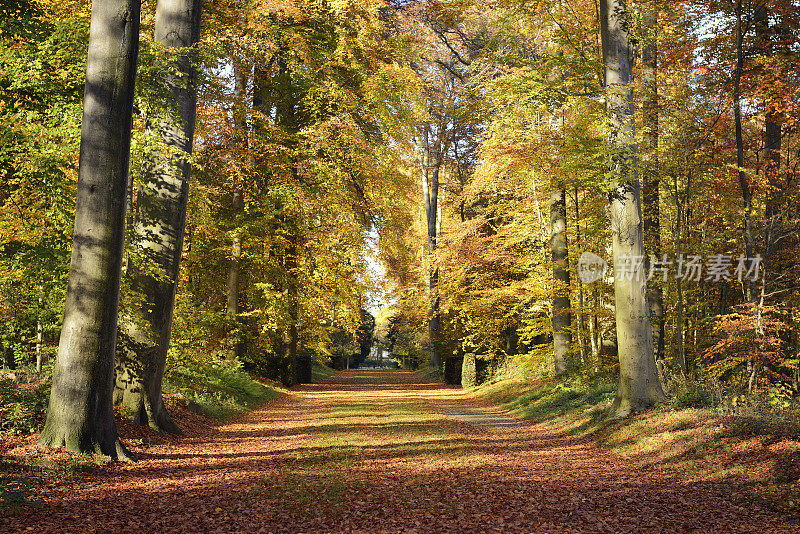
xmin=0 ymin=378 xmax=50 ymax=434
xmin=669 ymin=380 xmax=714 ymax=409
xmin=164 ymin=346 xmax=284 ymax=420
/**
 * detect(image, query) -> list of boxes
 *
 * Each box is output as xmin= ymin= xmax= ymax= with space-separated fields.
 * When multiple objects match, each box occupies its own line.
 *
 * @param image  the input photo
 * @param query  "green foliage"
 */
xmin=461 ymin=353 xmax=477 ymax=388
xmin=668 ymin=380 xmax=715 ymax=409
xmin=312 ymin=361 xmax=336 ymax=382
xmin=164 ymin=346 xmax=284 ymax=421
xmin=0 ymin=378 xmax=50 ymax=434
xmin=0 ymin=1 xmax=87 ymax=371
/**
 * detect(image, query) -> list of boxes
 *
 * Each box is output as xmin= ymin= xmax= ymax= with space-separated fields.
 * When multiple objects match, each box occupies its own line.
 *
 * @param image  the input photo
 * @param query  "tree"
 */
xmin=225 ymin=58 xmax=247 ymax=359
xmin=114 ymin=0 xmax=202 ymax=433
xmin=39 ymin=0 xmax=142 ymax=459
xmin=640 ymin=0 xmax=665 ymax=367
xmin=551 ymin=184 xmax=573 ymax=375
xmin=420 ymin=119 xmax=446 ymax=370
xmin=600 ymin=0 xmax=664 ymax=415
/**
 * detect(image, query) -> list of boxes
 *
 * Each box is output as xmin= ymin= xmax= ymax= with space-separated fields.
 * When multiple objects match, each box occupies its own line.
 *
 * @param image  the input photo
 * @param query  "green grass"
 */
xmin=165 ymin=364 xmax=285 ymax=421
xmin=416 ymin=367 xmax=442 ymax=381
xmin=312 ymin=360 xmax=337 ymax=382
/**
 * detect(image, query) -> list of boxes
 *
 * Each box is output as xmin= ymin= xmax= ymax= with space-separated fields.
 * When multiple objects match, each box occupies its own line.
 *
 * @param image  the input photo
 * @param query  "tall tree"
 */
xmin=641 ymin=0 xmax=665 ymax=366
xmin=733 ymin=0 xmax=754 ymax=303
xmin=551 ymin=184 xmax=572 ymax=374
xmin=420 ymin=122 xmax=445 ymax=370
xmin=600 ymin=0 xmax=664 ymax=415
xmin=755 ymin=3 xmax=783 ymax=220
xmin=114 ymin=0 xmax=202 ymax=433
xmin=225 ymin=60 xmax=247 ymax=359
xmin=39 ymin=0 xmax=141 ymax=458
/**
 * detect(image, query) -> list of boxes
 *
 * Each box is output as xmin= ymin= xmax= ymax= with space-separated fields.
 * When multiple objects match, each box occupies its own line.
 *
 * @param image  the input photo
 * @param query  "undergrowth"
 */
xmin=0 ymin=378 xmax=50 ymax=434
xmin=164 ymin=346 xmax=286 ymax=421
xmin=0 ymin=349 xmax=290 ymax=438
xmin=312 ymin=361 xmax=337 ymax=382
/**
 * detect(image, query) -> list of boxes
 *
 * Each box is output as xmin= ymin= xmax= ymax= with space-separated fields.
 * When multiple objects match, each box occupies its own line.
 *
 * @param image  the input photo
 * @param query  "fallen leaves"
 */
xmin=1 ymin=371 xmax=797 ymax=533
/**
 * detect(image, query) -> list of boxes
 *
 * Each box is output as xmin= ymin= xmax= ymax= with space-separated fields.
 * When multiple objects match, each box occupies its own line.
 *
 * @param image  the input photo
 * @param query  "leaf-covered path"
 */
xmin=3 ymin=371 xmax=796 ymax=533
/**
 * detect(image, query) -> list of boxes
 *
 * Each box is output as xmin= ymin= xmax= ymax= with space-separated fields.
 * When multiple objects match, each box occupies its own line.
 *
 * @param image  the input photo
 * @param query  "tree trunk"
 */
xmin=755 ymin=6 xmax=783 ymax=220
xmin=600 ymin=0 xmax=663 ymax=416
xmin=675 ymin=189 xmax=687 ymax=376
xmin=641 ymin=0 xmax=665 ymax=366
xmin=39 ymin=0 xmax=141 ymax=460
xmin=225 ymin=61 xmax=248 ymax=358
xmin=286 ymin=231 xmax=309 ymax=384
xmin=734 ymin=0 xmax=754 ymax=303
xmin=574 ymin=189 xmax=588 ymax=366
xmin=422 ymin=129 xmax=441 ymax=370
xmin=114 ymin=0 xmax=202 ymax=434
xmin=551 ymin=185 xmax=572 ymax=375
xmin=35 ymin=289 xmax=44 ymax=373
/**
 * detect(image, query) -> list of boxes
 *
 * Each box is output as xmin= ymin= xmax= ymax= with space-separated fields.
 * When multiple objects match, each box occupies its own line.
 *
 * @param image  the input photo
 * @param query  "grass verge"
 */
xmin=312 ymin=361 xmax=337 ymax=382
xmin=473 ymin=377 xmax=800 ymax=517
xmin=0 ymin=358 xmax=286 ymax=515
xmin=416 ymin=367 xmax=443 ymax=382
xmin=163 ymin=348 xmax=286 ymax=421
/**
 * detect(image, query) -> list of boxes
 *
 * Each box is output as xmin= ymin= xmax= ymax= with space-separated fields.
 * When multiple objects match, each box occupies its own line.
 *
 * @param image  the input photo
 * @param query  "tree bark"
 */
xmin=225 ymin=61 xmax=248 ymax=358
xmin=674 ymin=180 xmax=687 ymax=376
xmin=421 ymin=126 xmax=442 ymax=370
xmin=35 ymin=289 xmax=44 ymax=373
xmin=114 ymin=0 xmax=202 ymax=434
xmin=641 ymin=0 xmax=665 ymax=366
xmin=551 ymin=185 xmax=572 ymax=375
xmin=755 ymin=6 xmax=783 ymax=220
xmin=574 ymin=189 xmax=588 ymax=366
xmin=39 ymin=0 xmax=141 ymax=460
xmin=600 ymin=0 xmax=664 ymax=416
xmin=734 ymin=0 xmax=754 ymax=303
xmin=285 ymin=230 xmax=309 ymax=384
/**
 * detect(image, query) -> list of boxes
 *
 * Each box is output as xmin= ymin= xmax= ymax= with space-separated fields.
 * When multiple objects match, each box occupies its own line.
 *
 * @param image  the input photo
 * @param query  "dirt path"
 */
xmin=2 ymin=371 xmax=796 ymax=533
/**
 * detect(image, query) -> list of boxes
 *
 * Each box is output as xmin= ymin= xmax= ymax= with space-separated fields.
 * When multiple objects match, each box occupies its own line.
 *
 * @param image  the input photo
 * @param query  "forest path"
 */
xmin=3 ymin=371 xmax=796 ymax=533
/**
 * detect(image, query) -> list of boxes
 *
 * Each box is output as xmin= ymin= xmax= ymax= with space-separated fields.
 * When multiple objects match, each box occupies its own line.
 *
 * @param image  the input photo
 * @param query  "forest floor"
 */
xmin=2 ymin=370 xmax=799 ymax=533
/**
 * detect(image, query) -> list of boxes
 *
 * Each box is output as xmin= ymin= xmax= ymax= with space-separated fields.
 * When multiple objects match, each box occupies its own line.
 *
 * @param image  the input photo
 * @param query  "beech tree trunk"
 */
xmin=421 ymin=127 xmax=442 ymax=370
xmin=600 ymin=0 xmax=664 ymax=416
xmin=225 ymin=61 xmax=248 ymax=358
xmin=641 ymin=1 xmax=665 ymax=366
xmin=35 ymin=290 xmax=43 ymax=373
xmin=286 ymin=231 xmax=309 ymax=384
xmin=734 ymin=0 xmax=754 ymax=303
xmin=755 ymin=6 xmax=783 ymax=220
xmin=114 ymin=0 xmax=202 ymax=434
xmin=551 ymin=185 xmax=572 ymax=375
xmin=39 ymin=0 xmax=141 ymax=460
